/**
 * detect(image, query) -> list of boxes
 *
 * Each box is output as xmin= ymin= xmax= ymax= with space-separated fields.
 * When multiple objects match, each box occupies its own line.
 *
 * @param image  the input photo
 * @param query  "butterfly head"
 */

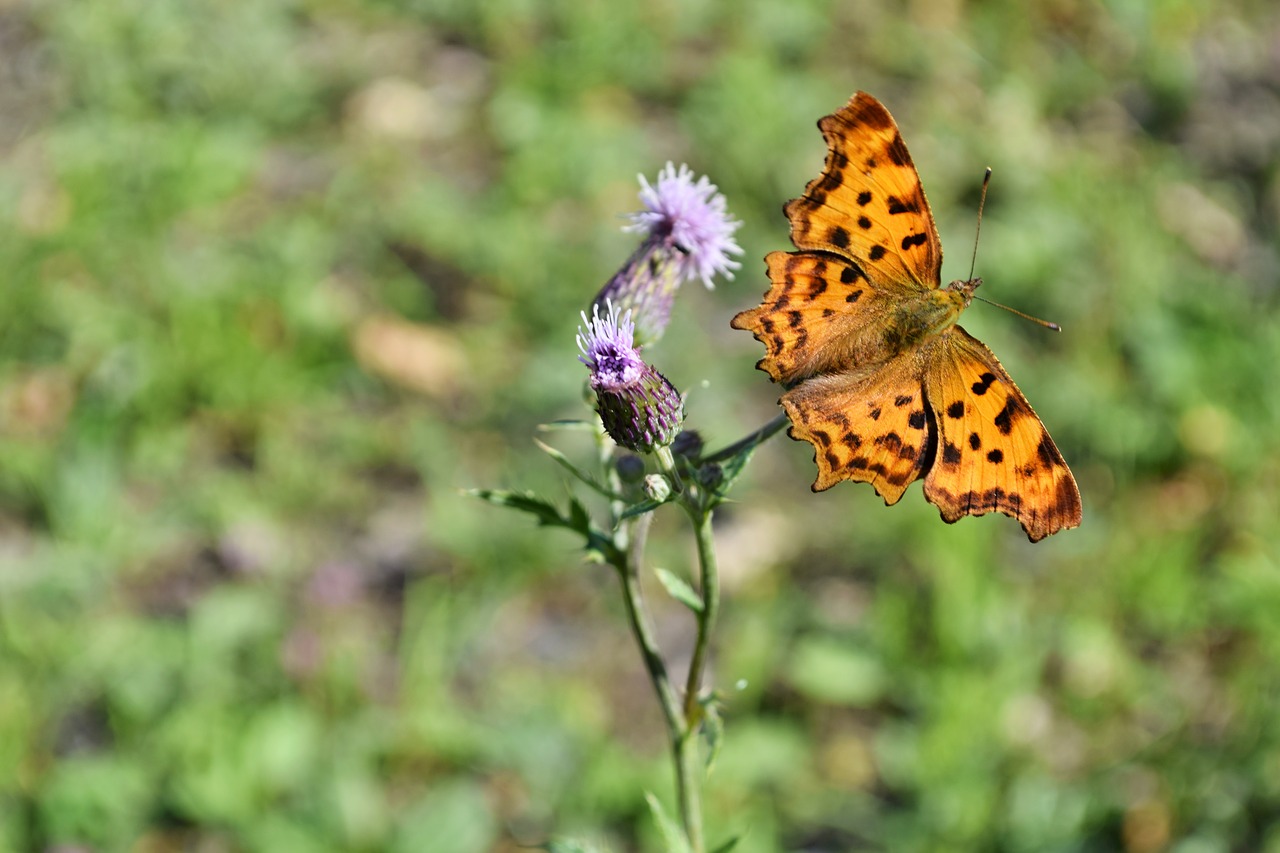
xmin=944 ymin=276 xmax=983 ymax=308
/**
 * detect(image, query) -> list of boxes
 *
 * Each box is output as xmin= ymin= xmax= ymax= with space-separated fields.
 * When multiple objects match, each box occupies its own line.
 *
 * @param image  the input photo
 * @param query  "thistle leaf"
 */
xmin=654 ymin=568 xmax=704 ymax=614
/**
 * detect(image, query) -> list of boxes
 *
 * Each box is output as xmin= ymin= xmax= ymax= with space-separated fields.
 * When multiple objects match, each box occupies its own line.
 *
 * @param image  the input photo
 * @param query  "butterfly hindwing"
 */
xmin=781 ymin=358 xmax=932 ymax=505
xmin=731 ymin=250 xmax=926 ymax=387
xmin=785 ymin=91 xmax=943 ymax=291
xmin=922 ymin=327 xmax=1082 ymax=541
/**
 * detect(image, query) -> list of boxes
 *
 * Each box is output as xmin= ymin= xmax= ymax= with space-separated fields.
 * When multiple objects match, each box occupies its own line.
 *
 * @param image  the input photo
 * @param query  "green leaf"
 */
xmin=644 ymin=793 xmax=693 ymax=853
xmin=713 ymin=444 xmax=760 ymax=498
xmin=537 ymin=419 xmax=599 ymax=432
xmin=468 ymin=489 xmax=569 ymax=529
xmin=620 ymin=498 xmax=665 ymax=520
xmin=700 ymin=696 xmax=724 ymax=772
xmin=470 ymin=490 xmax=623 ymax=566
xmin=534 ymin=439 xmax=621 ymax=500
xmin=566 ymin=496 xmax=592 ymax=535
xmin=698 ymin=414 xmax=789 ymax=506
xmin=654 ymin=568 xmax=704 ymax=614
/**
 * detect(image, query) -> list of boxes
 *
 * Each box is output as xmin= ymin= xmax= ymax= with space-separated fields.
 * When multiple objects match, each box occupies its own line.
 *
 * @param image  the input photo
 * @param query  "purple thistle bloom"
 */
xmin=626 ymin=163 xmax=743 ymax=289
xmin=592 ymin=163 xmax=742 ymax=345
xmin=577 ymin=302 xmax=644 ymax=390
xmin=578 ymin=302 xmax=684 ymax=453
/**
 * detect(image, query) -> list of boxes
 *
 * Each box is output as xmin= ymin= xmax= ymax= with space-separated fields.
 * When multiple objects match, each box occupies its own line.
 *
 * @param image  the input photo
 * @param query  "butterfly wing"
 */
xmin=731 ymin=251 xmax=920 ymax=387
xmin=780 ymin=356 xmax=932 ymax=505
xmin=785 ymin=91 xmax=944 ymax=290
xmin=922 ymin=327 xmax=1082 ymax=541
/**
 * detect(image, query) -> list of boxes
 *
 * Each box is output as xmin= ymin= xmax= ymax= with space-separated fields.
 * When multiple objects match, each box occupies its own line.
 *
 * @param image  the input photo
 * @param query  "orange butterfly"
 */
xmin=732 ymin=92 xmax=1081 ymax=541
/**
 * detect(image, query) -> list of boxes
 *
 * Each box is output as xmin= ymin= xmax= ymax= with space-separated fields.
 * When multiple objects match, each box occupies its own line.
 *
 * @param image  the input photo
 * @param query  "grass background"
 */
xmin=2 ymin=1 xmax=1279 ymax=851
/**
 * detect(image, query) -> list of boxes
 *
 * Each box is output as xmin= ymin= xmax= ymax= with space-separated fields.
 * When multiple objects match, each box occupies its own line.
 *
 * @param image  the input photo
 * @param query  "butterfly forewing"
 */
xmin=922 ymin=328 xmax=1082 ymax=541
xmin=731 ymin=251 xmax=921 ymax=387
xmin=785 ymin=92 xmax=943 ymax=291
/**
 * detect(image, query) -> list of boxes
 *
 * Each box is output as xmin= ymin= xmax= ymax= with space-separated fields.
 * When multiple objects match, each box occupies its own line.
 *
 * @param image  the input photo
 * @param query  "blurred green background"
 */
xmin=2 ymin=1 xmax=1279 ymax=851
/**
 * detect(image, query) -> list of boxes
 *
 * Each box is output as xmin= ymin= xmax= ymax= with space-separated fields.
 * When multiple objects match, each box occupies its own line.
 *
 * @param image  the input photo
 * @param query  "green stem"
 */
xmin=654 ymin=444 xmax=684 ymax=495
xmin=674 ymin=504 xmax=719 ymax=853
xmin=616 ymin=511 xmax=701 ymax=849
xmin=682 ymin=508 xmax=719 ymax=722
xmin=616 ymin=512 xmax=684 ymax=741
xmin=700 ymin=412 xmax=789 ymax=465
xmin=676 ymin=726 xmax=705 ymax=853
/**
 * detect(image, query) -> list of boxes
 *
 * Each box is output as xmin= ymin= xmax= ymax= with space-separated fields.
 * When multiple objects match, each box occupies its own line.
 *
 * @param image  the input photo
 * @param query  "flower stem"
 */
xmin=675 ymin=503 xmax=719 ymax=853
xmin=682 ymin=507 xmax=719 ymax=722
xmin=654 ymin=444 xmax=684 ymax=494
xmin=616 ymin=513 xmax=683 ymax=741
xmin=700 ymin=412 xmax=789 ymax=465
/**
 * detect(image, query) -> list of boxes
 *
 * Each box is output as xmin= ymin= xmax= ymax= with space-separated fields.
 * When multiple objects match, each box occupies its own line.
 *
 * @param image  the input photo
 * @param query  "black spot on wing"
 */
xmin=857 ymin=190 xmax=872 ymax=206
xmin=1037 ymin=433 xmax=1063 ymax=470
xmin=971 ymin=372 xmax=997 ymax=396
xmin=876 ymin=432 xmax=903 ymax=452
xmin=901 ymin=232 xmax=928 ymax=251
xmin=887 ymin=134 xmax=911 ymax=166
xmin=886 ymin=195 xmax=920 ymax=215
xmin=946 ymin=400 xmax=965 ymax=419
xmin=908 ymin=410 xmax=926 ymax=429
xmin=942 ymin=442 xmax=962 ymax=465
xmin=968 ymin=432 xmax=981 ymax=450
xmin=814 ymin=169 xmax=843 ymax=195
xmin=829 ymin=226 xmax=850 ymax=249
xmin=869 ymin=245 xmax=886 ymax=261
xmin=993 ymin=396 xmax=1021 ymax=435
xmin=986 ymin=448 xmax=1004 ymax=463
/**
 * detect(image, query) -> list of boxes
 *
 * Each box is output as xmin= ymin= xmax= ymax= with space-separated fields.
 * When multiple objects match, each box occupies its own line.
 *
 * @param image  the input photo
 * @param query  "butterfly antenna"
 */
xmin=974 ymin=295 xmax=1062 ymax=331
xmin=967 ymin=167 xmax=1063 ymax=332
xmin=967 ymin=167 xmax=992 ymax=283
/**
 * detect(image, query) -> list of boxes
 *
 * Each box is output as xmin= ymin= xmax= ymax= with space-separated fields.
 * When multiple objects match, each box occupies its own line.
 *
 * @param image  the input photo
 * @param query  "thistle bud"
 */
xmin=643 ymin=474 xmax=672 ymax=503
xmin=615 ymin=454 xmax=646 ymax=484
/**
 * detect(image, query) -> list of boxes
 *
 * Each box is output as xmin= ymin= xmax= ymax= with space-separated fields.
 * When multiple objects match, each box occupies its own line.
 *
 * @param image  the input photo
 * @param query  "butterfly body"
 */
xmin=733 ymin=92 xmax=1081 ymax=541
xmin=884 ymin=277 xmax=979 ymax=356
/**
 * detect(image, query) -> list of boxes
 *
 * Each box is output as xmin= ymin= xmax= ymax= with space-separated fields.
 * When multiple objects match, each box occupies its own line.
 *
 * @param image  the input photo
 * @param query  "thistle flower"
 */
xmin=592 ymin=163 xmax=743 ymax=344
xmin=577 ymin=302 xmax=684 ymax=453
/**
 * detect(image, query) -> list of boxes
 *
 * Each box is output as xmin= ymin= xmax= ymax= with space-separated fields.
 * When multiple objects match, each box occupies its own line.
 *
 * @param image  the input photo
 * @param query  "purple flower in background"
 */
xmin=578 ymin=302 xmax=684 ymax=453
xmin=592 ymin=163 xmax=742 ymax=345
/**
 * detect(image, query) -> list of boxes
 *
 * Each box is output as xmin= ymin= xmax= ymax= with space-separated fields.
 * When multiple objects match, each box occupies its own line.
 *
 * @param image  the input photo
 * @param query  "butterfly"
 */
xmin=731 ymin=92 xmax=1081 ymax=541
